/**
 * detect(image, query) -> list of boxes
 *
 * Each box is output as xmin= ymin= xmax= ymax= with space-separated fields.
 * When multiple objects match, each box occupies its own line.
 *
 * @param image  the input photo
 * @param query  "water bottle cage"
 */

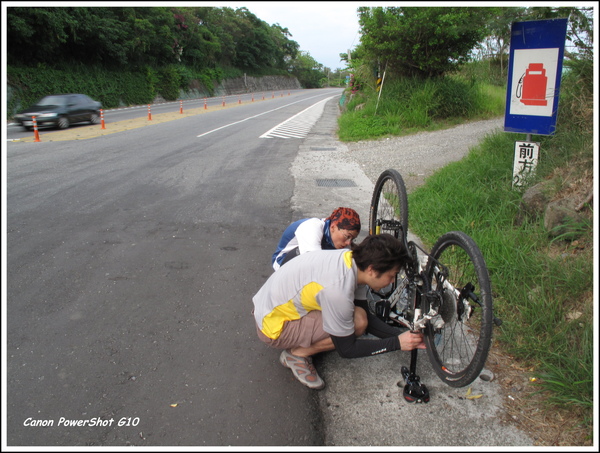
xmin=374 ymin=299 xmax=391 ymax=320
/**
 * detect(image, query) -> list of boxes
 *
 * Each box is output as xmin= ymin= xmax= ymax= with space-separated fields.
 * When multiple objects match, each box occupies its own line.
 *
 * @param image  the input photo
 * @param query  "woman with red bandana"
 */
xmin=271 ymin=207 xmax=361 ymax=271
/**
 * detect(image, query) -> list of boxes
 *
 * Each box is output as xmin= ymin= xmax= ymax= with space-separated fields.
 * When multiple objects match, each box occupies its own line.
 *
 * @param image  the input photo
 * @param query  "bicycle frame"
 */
xmin=373 ymin=221 xmax=441 ymax=330
xmin=373 ymin=220 xmax=479 ymax=332
xmin=370 ymin=221 xmax=488 ymax=403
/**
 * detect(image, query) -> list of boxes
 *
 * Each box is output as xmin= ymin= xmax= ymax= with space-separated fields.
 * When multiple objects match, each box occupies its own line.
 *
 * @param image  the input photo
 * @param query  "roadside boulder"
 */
xmin=515 ymin=181 xmax=552 ymax=225
xmin=516 ymin=180 xmax=590 ymax=241
xmin=544 ymin=198 xmax=588 ymax=239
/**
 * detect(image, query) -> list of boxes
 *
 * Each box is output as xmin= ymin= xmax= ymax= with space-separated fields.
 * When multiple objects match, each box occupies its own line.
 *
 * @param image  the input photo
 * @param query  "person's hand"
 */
xmin=398 ymin=330 xmax=426 ymax=350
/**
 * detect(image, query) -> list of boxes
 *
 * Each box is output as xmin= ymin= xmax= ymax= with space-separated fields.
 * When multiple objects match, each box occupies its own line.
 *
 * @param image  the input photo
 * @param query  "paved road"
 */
xmin=4 ymin=90 xmax=340 ymax=447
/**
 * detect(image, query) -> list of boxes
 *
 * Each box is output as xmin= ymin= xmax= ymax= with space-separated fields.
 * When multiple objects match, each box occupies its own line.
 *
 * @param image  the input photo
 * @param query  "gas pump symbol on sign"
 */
xmin=516 ymin=63 xmax=548 ymax=106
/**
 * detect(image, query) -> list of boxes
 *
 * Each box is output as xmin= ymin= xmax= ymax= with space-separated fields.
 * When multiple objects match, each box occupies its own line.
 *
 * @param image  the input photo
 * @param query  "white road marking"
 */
xmin=260 ymin=97 xmax=334 ymax=139
xmin=196 ymin=94 xmax=336 ymax=138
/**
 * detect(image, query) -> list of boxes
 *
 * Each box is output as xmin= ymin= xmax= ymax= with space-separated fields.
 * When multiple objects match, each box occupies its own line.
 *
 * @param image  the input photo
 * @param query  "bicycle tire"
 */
xmin=369 ymin=169 xmax=409 ymax=239
xmin=424 ymin=231 xmax=493 ymax=388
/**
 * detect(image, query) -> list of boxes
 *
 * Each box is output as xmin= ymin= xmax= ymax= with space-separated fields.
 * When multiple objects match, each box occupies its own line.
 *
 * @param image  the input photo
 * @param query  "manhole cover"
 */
xmin=316 ymin=179 xmax=357 ymax=187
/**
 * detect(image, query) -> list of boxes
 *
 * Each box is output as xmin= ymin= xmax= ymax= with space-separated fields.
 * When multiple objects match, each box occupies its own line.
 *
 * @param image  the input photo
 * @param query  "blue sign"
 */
xmin=504 ymin=18 xmax=568 ymax=135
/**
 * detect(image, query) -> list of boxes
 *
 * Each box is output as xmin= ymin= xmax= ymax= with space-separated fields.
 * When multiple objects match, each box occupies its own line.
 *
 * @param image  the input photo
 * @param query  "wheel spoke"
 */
xmin=369 ymin=169 xmax=408 ymax=239
xmin=425 ymin=231 xmax=494 ymax=387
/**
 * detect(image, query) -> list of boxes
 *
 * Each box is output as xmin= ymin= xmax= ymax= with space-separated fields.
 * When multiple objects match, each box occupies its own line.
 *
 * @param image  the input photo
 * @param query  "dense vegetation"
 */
xmin=338 ymin=6 xmax=594 ymax=445
xmin=6 ymin=6 xmax=324 ymax=75
xmin=6 ymin=6 xmax=346 ymax=114
xmin=347 ymin=6 xmax=592 ymax=81
xmin=356 ymin=7 xmax=494 ymax=78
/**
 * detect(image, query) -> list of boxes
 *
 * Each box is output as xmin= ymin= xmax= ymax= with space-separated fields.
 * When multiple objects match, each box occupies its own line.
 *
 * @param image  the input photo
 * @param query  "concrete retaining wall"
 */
xmin=7 ymin=74 xmax=302 ymax=116
xmin=178 ymin=75 xmax=302 ymax=100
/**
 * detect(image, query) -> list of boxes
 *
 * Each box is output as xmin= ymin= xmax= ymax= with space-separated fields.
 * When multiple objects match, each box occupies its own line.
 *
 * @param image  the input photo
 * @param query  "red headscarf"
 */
xmin=327 ymin=207 xmax=361 ymax=233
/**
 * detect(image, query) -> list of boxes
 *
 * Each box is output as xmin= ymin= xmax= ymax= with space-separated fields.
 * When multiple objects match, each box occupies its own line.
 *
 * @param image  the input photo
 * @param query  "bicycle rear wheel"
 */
xmin=369 ymin=169 xmax=408 ymax=239
xmin=424 ymin=231 xmax=493 ymax=387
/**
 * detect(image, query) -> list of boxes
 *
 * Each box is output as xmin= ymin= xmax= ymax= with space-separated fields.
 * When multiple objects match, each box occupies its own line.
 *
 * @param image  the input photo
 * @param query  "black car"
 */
xmin=14 ymin=94 xmax=102 ymax=130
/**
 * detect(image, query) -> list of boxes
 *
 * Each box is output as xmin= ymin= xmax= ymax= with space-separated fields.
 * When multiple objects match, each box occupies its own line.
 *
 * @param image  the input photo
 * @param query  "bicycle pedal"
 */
xmin=401 ymin=382 xmax=430 ymax=403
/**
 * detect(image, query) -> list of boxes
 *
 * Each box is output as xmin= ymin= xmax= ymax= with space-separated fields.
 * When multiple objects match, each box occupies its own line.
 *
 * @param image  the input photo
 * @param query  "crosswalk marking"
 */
xmin=260 ymin=96 xmax=334 ymax=139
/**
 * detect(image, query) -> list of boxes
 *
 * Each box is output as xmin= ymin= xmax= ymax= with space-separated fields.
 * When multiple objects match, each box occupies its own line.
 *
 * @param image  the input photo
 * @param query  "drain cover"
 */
xmin=309 ymin=147 xmax=337 ymax=151
xmin=316 ymin=179 xmax=357 ymax=187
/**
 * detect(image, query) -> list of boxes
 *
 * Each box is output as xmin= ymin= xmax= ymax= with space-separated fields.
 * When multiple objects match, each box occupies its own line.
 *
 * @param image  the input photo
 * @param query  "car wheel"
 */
xmin=57 ymin=116 xmax=70 ymax=129
xmin=89 ymin=112 xmax=100 ymax=124
xmin=24 ymin=126 xmax=33 ymax=131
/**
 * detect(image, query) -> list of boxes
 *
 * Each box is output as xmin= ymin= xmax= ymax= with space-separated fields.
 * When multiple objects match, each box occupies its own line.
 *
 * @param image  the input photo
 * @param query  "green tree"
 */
xmin=269 ymin=24 xmax=300 ymax=69
xmin=357 ymin=7 xmax=495 ymax=78
xmin=171 ymin=7 xmax=221 ymax=70
xmin=233 ymin=8 xmax=278 ymax=70
xmin=290 ymin=52 xmax=325 ymax=88
xmin=114 ymin=7 xmax=179 ymax=67
xmin=6 ymin=5 xmax=307 ymax=96
xmin=7 ymin=7 xmax=75 ymax=65
xmin=473 ymin=7 xmax=527 ymax=69
xmin=7 ymin=7 xmax=129 ymax=67
xmin=6 ymin=7 xmax=179 ymax=68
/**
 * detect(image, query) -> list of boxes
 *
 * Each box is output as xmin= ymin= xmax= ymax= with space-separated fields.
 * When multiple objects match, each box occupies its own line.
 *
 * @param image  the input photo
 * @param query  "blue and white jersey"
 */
xmin=271 ymin=218 xmax=335 ymax=270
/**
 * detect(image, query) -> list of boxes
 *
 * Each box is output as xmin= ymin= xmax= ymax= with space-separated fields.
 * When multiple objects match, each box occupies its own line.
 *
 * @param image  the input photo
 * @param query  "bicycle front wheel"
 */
xmin=424 ymin=231 xmax=494 ymax=388
xmin=369 ymin=169 xmax=408 ymax=239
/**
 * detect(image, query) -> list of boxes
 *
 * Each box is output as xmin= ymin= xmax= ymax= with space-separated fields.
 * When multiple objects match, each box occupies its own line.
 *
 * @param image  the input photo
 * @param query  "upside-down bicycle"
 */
xmin=368 ymin=169 xmax=502 ymax=403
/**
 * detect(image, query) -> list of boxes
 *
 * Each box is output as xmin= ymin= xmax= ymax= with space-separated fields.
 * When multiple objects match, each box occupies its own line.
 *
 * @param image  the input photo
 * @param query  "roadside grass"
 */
xmin=338 ymin=68 xmax=594 ymax=443
xmin=406 ymin=130 xmax=593 ymax=415
xmin=338 ymin=75 xmax=505 ymax=141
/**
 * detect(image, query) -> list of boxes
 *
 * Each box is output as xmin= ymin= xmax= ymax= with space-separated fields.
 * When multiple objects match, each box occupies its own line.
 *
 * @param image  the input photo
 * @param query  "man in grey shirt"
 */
xmin=253 ymin=233 xmax=425 ymax=389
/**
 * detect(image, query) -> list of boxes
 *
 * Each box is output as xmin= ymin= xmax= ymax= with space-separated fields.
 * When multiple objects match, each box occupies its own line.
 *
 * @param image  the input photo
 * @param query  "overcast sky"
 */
xmin=240 ymin=1 xmax=364 ymax=70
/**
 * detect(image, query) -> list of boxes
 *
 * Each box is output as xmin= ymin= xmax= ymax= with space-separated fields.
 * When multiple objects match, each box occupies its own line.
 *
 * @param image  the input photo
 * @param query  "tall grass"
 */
xmin=407 ymin=131 xmax=594 ymax=422
xmin=338 ymin=74 xmax=505 ymax=141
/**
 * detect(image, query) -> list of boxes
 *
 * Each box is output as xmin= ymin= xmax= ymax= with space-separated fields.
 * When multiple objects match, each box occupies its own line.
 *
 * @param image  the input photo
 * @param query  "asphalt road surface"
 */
xmin=5 ymin=89 xmax=342 ymax=447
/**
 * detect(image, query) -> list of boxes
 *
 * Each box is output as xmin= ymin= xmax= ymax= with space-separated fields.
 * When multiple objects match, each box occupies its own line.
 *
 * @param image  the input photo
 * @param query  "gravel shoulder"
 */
xmin=342 ymin=117 xmax=504 ymax=191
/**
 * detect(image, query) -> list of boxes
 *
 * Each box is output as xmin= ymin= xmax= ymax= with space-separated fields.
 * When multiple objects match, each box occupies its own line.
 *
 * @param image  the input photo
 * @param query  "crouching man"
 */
xmin=252 ymin=233 xmax=425 ymax=389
